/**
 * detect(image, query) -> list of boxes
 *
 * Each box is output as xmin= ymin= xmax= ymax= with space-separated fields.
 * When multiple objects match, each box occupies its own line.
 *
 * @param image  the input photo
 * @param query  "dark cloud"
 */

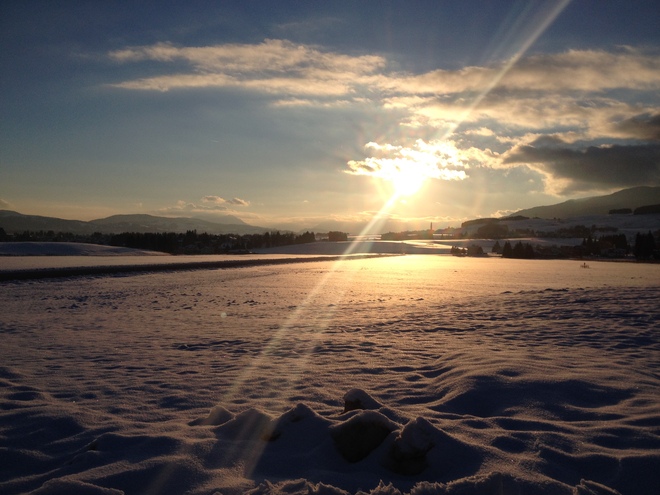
xmin=504 ymin=139 xmax=660 ymax=193
xmin=611 ymin=113 xmax=660 ymax=141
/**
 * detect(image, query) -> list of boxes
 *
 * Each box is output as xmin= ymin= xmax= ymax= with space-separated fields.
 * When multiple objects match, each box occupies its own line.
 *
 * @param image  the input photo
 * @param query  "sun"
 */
xmin=347 ymin=139 xmax=469 ymax=200
xmin=391 ymin=170 xmax=426 ymax=197
xmin=384 ymin=158 xmax=435 ymax=197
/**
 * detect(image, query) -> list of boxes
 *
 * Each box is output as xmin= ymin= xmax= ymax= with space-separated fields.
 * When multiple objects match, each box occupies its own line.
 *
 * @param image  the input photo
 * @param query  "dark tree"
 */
xmin=512 ymin=241 xmax=525 ymax=258
xmin=467 ymin=244 xmax=484 ymax=256
xmin=502 ymin=241 xmax=513 ymax=258
xmin=581 ymin=235 xmax=600 ymax=256
xmin=295 ymin=231 xmax=315 ymax=244
xmin=502 ymin=241 xmax=535 ymax=259
xmin=328 ymin=231 xmax=348 ymax=242
xmin=634 ymin=231 xmax=657 ymax=259
xmin=524 ymin=243 xmax=535 ymax=259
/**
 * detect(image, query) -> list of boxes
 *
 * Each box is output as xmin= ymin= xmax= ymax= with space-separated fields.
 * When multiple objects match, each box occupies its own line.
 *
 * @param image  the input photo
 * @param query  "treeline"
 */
xmin=452 ymin=232 xmax=658 ymax=261
xmin=450 ymin=245 xmax=485 ymax=257
xmin=500 ymin=241 xmax=536 ymax=259
xmin=498 ymin=233 xmax=658 ymax=260
xmin=492 ymin=232 xmax=657 ymax=260
xmin=109 ymin=230 xmax=318 ymax=254
xmin=610 ymin=204 xmax=660 ymax=215
xmin=458 ymin=217 xmax=623 ymax=240
xmin=450 ymin=241 xmax=535 ymax=258
xmin=579 ymin=234 xmax=628 ymax=257
xmin=0 ymin=228 xmax=349 ymax=254
xmin=579 ymin=232 xmax=659 ymax=259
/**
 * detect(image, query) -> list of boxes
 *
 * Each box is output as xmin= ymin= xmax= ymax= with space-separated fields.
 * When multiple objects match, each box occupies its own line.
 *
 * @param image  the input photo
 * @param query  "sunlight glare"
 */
xmin=390 ymin=164 xmax=427 ymax=197
xmin=347 ymin=139 xmax=468 ymax=200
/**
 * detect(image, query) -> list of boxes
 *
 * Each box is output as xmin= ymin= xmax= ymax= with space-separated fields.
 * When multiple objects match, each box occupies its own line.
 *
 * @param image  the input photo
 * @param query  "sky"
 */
xmin=1 ymin=1 xmax=659 ymax=232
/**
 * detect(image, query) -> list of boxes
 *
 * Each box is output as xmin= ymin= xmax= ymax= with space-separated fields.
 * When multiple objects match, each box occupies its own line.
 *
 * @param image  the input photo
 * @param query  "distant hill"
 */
xmin=0 ymin=211 xmax=269 ymax=235
xmin=87 ymin=214 xmax=262 ymax=234
xmin=0 ymin=211 xmax=93 ymax=235
xmin=3 ymin=186 xmax=659 ymax=237
xmin=512 ymin=186 xmax=660 ymax=219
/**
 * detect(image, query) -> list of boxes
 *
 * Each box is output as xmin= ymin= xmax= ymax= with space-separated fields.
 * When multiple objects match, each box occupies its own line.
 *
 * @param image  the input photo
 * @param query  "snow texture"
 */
xmin=1 ymin=251 xmax=659 ymax=494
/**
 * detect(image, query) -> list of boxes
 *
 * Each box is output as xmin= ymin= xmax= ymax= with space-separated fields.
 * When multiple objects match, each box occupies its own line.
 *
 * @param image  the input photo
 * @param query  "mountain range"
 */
xmin=511 ymin=186 xmax=660 ymax=219
xmin=300 ymin=186 xmax=660 ymax=233
xmin=0 ymin=212 xmax=269 ymax=235
xmin=1 ymin=186 xmax=658 ymax=236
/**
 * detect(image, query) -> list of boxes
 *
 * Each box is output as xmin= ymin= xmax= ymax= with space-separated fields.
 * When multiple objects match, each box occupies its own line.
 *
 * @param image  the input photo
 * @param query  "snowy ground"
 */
xmin=0 ymin=242 xmax=389 ymax=280
xmin=0 ymin=242 xmax=169 ymax=257
xmin=1 ymin=253 xmax=659 ymax=495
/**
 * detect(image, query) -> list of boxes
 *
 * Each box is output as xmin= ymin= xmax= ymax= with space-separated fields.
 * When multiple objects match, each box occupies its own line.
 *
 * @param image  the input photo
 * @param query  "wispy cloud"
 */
xmin=157 ymin=196 xmax=251 ymax=216
xmin=109 ymin=39 xmax=385 ymax=97
xmin=108 ymin=40 xmax=660 ymax=120
xmin=108 ymin=39 xmax=660 ymax=196
xmin=201 ymin=196 xmax=250 ymax=207
xmin=386 ymin=48 xmax=660 ymax=95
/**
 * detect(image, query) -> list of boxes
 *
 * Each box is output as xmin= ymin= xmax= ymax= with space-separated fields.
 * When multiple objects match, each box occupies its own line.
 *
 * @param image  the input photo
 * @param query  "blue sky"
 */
xmin=1 ymin=1 xmax=659 ymax=232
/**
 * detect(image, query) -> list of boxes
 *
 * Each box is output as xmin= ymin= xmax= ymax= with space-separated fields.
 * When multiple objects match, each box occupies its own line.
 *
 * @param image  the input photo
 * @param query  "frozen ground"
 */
xmin=0 ymin=254 xmax=659 ymax=494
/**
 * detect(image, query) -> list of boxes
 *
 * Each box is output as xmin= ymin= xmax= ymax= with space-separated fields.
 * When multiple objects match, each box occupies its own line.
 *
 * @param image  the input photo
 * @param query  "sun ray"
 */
xmin=207 ymin=2 xmax=576 ymax=482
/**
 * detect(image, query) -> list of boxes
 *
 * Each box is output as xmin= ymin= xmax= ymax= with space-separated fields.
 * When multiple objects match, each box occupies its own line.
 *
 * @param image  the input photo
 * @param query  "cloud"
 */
xmin=109 ymin=41 xmax=660 ymax=140
xmin=107 ymin=40 xmax=660 ymax=197
xmin=490 ymin=209 xmax=521 ymax=219
xmin=609 ymin=113 xmax=660 ymax=141
xmin=503 ymin=137 xmax=660 ymax=193
xmin=381 ymin=49 xmax=660 ymax=144
xmin=109 ymin=39 xmax=385 ymax=96
xmin=110 ymin=39 xmax=384 ymax=74
xmin=380 ymin=51 xmax=660 ymax=200
xmin=346 ymin=139 xmax=470 ymax=183
xmin=108 ymin=41 xmax=660 ymax=112
xmin=171 ymin=200 xmax=218 ymax=212
xmin=158 ymin=196 xmax=251 ymax=217
xmin=464 ymin=127 xmax=496 ymax=137
xmin=390 ymin=93 xmax=657 ymax=140
xmin=0 ymin=199 xmax=11 ymax=209
xmin=201 ymin=196 xmax=250 ymax=207
xmin=384 ymin=47 xmax=660 ymax=95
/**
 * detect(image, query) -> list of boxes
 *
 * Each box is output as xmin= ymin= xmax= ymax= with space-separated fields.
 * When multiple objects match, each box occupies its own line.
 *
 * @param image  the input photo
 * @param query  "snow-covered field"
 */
xmin=0 ymin=242 xmax=169 ymax=257
xmin=1 ymin=253 xmax=659 ymax=494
